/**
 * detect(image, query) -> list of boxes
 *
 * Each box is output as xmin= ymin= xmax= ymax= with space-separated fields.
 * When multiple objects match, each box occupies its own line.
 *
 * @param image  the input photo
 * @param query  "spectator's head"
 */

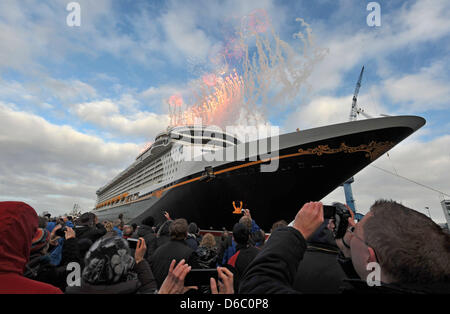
xmin=169 ymin=218 xmax=188 ymax=241
xmin=157 ymin=220 xmax=172 ymax=237
xmin=188 ymin=222 xmax=199 ymax=235
xmin=131 ymin=223 xmax=138 ymax=233
xmin=123 ymin=225 xmax=133 ymax=237
xmin=200 ymin=233 xmax=216 ymax=248
xmin=78 ymin=212 xmax=96 ymax=227
xmin=141 ymin=216 xmax=155 ymax=228
xmin=239 ymin=216 xmax=252 ymax=230
xmin=42 ymin=211 xmax=51 ymax=219
xmin=82 ymin=236 xmax=136 ymax=285
xmin=31 ymin=228 xmax=50 ymax=255
xmin=271 ymin=220 xmax=287 ymax=233
xmin=113 ymin=219 xmax=122 ymax=229
xmin=349 ymin=199 xmax=450 ymax=284
xmin=0 ymin=202 xmax=39 ymax=274
xmin=253 ymin=229 xmax=266 ymax=247
xmin=232 ymin=223 xmax=249 ymax=245
xmin=38 ymin=216 xmax=48 ymax=229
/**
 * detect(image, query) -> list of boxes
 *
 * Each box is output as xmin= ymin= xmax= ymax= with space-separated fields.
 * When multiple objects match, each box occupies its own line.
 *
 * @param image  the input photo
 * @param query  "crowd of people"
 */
xmin=0 ymin=199 xmax=449 ymax=294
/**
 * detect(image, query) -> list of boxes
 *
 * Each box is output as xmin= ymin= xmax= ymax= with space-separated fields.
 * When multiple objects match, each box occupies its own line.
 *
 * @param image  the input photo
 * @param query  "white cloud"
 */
xmin=307 ymin=0 xmax=450 ymax=95
xmin=383 ymin=62 xmax=450 ymax=111
xmin=0 ymin=102 xmax=141 ymax=215
xmin=72 ymin=100 xmax=170 ymax=139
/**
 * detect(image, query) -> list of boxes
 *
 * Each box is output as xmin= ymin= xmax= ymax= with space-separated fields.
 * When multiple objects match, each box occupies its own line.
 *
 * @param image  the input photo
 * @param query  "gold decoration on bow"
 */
xmin=297 ymin=141 xmax=395 ymax=161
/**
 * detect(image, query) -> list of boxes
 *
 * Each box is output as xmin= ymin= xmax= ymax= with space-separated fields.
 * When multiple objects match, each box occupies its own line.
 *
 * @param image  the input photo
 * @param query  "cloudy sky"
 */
xmin=0 ymin=0 xmax=449 ymax=223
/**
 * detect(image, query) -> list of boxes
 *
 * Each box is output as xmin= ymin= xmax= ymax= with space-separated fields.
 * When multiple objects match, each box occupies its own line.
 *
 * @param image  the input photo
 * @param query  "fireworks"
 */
xmin=167 ymin=9 xmax=326 ymax=129
xmin=169 ymin=70 xmax=244 ymax=127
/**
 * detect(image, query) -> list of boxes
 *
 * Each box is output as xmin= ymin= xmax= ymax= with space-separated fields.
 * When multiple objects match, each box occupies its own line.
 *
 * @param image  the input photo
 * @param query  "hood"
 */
xmin=0 ymin=202 xmax=38 ymax=274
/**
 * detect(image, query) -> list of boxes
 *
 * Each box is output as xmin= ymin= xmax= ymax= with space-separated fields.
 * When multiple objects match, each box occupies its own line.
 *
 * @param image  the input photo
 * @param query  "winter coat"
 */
xmin=185 ymin=233 xmax=199 ymax=251
xmin=194 ymin=246 xmax=219 ymax=269
xmin=0 ymin=202 xmax=62 ymax=294
xmin=292 ymin=242 xmax=347 ymax=293
xmin=227 ymin=244 xmax=260 ymax=292
xmin=339 ymin=278 xmax=450 ymax=294
xmin=149 ymin=239 xmax=198 ymax=288
xmin=135 ymin=225 xmax=157 ymax=258
xmin=239 ymin=226 xmax=306 ymax=294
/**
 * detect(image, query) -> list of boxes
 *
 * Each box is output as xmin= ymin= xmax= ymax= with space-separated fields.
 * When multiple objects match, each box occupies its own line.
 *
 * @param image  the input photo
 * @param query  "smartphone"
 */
xmin=127 ymin=238 xmax=139 ymax=249
xmin=184 ymin=268 xmax=218 ymax=286
xmin=55 ymin=226 xmax=67 ymax=238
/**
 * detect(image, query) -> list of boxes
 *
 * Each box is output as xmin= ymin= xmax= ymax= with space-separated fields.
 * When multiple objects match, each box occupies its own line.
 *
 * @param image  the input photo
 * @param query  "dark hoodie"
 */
xmin=0 ymin=201 xmax=62 ymax=294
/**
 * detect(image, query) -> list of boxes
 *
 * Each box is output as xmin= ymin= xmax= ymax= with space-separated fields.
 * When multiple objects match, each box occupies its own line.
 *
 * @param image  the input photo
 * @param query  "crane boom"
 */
xmin=344 ymin=66 xmax=365 ymax=216
xmin=349 ymin=66 xmax=364 ymax=121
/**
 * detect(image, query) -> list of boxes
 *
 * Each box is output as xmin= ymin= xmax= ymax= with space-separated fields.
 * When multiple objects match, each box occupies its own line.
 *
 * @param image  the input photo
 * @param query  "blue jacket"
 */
xmin=113 ymin=227 xmax=123 ymax=237
xmin=46 ymin=222 xmax=56 ymax=233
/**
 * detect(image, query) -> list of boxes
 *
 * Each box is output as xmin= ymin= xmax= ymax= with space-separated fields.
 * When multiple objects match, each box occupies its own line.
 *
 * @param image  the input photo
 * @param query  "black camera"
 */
xmin=184 ymin=269 xmax=219 ymax=286
xmin=323 ymin=202 xmax=352 ymax=239
xmin=55 ymin=226 xmax=67 ymax=238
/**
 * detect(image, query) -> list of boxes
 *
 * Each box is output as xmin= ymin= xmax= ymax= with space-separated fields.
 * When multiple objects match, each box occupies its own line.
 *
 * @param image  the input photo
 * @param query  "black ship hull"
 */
xmin=93 ymin=116 xmax=425 ymax=231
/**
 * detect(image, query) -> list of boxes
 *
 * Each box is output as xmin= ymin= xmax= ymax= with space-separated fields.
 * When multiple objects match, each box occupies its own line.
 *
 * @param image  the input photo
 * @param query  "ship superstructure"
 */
xmin=95 ymin=125 xmax=240 ymax=212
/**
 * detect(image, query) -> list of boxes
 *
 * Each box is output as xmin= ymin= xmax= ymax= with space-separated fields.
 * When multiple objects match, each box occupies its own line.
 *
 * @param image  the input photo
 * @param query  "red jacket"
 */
xmin=0 ymin=202 xmax=62 ymax=294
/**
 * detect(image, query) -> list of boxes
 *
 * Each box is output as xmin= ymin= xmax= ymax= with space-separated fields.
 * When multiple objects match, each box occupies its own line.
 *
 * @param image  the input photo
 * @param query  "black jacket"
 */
xmin=293 ymin=242 xmax=347 ymax=294
xmin=185 ymin=234 xmax=199 ymax=251
xmin=149 ymin=239 xmax=198 ymax=288
xmin=239 ymin=226 xmax=306 ymax=294
xmin=227 ymin=244 xmax=260 ymax=292
xmin=339 ymin=278 xmax=450 ymax=294
xmin=65 ymin=259 xmax=157 ymax=294
xmin=135 ymin=225 xmax=157 ymax=258
xmin=194 ymin=246 xmax=219 ymax=269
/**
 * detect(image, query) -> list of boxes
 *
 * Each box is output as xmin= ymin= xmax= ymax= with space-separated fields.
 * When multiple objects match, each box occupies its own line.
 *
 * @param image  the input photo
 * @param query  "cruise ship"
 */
xmin=92 ymin=115 xmax=425 ymax=231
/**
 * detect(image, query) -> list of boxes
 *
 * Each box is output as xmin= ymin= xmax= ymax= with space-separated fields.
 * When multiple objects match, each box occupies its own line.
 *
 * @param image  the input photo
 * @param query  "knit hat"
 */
xmin=31 ymin=228 xmax=50 ymax=253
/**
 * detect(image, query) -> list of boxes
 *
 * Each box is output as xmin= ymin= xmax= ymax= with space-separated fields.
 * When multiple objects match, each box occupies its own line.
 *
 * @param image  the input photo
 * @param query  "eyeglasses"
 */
xmin=343 ymin=226 xmax=379 ymax=263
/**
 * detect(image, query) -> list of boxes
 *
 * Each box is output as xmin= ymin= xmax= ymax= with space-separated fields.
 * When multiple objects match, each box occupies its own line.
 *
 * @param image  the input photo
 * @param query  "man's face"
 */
xmin=343 ymin=212 xmax=375 ymax=280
